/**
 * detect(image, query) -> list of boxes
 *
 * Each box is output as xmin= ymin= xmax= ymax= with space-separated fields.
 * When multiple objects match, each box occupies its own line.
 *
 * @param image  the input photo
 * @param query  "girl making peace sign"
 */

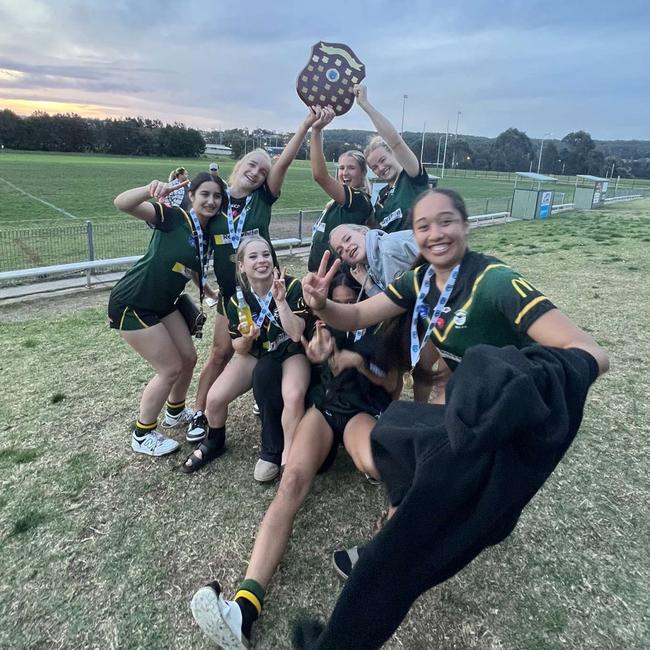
xmin=188 ymin=109 xmax=321 ymax=442
xmin=182 ymin=236 xmax=310 ymax=474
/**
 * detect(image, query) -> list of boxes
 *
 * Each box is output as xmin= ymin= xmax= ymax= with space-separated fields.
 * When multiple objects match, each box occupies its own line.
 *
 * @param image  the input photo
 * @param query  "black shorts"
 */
xmin=315 ymin=406 xmax=379 ymax=474
xmin=108 ymin=298 xmax=176 ymax=331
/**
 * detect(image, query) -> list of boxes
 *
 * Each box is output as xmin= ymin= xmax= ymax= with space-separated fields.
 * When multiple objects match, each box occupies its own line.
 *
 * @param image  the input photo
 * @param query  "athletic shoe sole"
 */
xmin=191 ymin=587 xmax=249 ymax=650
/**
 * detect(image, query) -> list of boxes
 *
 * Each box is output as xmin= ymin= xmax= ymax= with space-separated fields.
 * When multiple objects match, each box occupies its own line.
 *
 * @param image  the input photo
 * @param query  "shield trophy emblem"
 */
xmin=296 ymin=42 xmax=366 ymax=116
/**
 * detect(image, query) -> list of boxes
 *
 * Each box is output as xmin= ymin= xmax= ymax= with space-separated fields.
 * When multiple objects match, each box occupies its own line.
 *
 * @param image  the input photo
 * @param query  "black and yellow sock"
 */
xmin=133 ymin=420 xmax=157 ymax=439
xmin=234 ymin=579 xmax=265 ymax=640
xmin=166 ymin=400 xmax=185 ymax=416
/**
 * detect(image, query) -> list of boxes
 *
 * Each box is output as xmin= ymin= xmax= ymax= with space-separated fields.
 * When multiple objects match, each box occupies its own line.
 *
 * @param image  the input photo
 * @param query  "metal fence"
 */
xmin=1 ymin=190 xmax=648 ymax=285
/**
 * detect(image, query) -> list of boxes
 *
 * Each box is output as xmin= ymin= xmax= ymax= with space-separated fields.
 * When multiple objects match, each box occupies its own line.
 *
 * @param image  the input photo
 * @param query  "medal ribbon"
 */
xmin=409 ymin=264 xmax=460 ymax=368
xmin=188 ymin=208 xmax=209 ymax=292
xmin=226 ymin=191 xmax=253 ymax=249
xmin=251 ymin=288 xmax=279 ymax=328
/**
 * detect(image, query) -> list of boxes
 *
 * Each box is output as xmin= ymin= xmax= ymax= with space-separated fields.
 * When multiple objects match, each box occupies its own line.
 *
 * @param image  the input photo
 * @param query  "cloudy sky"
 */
xmin=0 ymin=0 xmax=648 ymax=140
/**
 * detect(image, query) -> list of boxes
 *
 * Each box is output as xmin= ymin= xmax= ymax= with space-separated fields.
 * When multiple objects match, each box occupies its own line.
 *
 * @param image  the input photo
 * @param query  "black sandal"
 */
xmin=180 ymin=439 xmax=226 ymax=474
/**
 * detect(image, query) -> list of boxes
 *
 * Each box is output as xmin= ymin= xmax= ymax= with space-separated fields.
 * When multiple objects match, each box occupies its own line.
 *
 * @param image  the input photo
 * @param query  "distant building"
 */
xmin=204 ymin=143 xmax=233 ymax=156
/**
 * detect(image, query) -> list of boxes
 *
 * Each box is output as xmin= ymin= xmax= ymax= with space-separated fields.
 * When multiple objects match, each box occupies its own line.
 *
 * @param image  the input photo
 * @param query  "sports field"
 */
xmin=0 ymin=150 xmax=598 ymax=228
xmin=1 ymin=198 xmax=648 ymax=649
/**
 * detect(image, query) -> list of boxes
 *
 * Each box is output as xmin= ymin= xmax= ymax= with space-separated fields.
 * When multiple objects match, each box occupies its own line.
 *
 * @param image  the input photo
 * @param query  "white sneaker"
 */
xmin=131 ymin=430 xmax=180 ymax=457
xmin=186 ymin=411 xmax=208 ymax=443
xmin=252 ymin=402 xmax=260 ymax=416
xmin=191 ymin=583 xmax=249 ymax=649
xmin=161 ymin=407 xmax=193 ymax=428
xmin=254 ymin=459 xmax=280 ymax=482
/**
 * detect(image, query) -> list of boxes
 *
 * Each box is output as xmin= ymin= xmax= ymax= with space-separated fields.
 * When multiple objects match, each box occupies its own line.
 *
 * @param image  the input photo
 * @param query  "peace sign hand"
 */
xmin=301 ymin=251 xmax=341 ymax=312
xmin=271 ymin=267 xmax=287 ymax=304
xmin=147 ymin=179 xmax=190 ymax=200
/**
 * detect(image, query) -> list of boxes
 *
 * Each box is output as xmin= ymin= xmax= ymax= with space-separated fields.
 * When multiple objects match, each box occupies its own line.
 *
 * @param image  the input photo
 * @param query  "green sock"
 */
xmin=166 ymin=400 xmax=185 ymax=416
xmin=234 ymin=579 xmax=265 ymax=639
xmin=133 ymin=420 xmax=156 ymax=438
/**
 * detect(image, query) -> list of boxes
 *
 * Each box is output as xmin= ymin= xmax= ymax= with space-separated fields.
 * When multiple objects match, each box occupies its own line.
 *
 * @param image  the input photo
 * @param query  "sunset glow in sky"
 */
xmin=1 ymin=0 xmax=648 ymax=139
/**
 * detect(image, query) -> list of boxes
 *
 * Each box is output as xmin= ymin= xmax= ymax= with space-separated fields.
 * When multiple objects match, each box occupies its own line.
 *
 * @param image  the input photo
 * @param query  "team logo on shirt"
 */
xmin=453 ymin=309 xmax=468 ymax=327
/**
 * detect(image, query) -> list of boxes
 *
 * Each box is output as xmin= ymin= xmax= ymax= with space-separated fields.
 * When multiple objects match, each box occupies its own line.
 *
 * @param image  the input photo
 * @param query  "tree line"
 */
xmin=0 ymin=110 xmax=205 ymax=157
xmin=1 ymin=108 xmax=649 ymax=178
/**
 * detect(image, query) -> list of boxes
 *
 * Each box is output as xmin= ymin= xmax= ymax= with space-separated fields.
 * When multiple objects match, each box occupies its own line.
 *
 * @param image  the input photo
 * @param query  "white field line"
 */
xmin=0 ymin=176 xmax=79 ymax=219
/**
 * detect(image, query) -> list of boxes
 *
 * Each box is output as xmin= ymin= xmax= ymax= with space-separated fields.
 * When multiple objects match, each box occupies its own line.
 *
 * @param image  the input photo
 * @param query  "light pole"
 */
xmin=537 ymin=132 xmax=551 ymax=174
xmin=419 ymin=121 xmax=426 ymax=162
xmin=441 ymin=120 xmax=450 ymax=179
xmin=451 ymin=110 xmax=461 ymax=169
xmin=436 ymin=134 xmax=445 ymax=167
xmin=400 ymin=94 xmax=408 ymax=135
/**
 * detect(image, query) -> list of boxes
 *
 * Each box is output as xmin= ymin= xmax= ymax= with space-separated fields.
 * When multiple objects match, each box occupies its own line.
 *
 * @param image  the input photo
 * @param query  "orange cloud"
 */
xmin=0 ymin=98 xmax=126 ymax=119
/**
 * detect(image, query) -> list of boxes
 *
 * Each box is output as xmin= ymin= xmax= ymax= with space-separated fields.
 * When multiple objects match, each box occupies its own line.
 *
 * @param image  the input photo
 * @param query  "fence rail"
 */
xmin=1 ymin=190 xmax=648 ymax=286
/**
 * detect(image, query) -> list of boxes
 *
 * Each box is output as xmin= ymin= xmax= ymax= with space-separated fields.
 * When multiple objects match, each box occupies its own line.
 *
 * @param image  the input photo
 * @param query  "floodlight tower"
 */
xmin=537 ymin=132 xmax=552 ymax=174
xmin=400 ymin=94 xmax=408 ymax=135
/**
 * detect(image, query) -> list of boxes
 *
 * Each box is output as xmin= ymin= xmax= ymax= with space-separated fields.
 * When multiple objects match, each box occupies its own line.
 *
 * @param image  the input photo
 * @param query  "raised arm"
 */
xmin=266 ymin=109 xmax=321 ymax=197
xmin=272 ymin=268 xmax=305 ymax=342
xmin=302 ymin=252 xmax=405 ymax=331
xmin=526 ymin=309 xmax=610 ymax=376
xmin=113 ymin=180 xmax=189 ymax=222
xmin=309 ymin=106 xmax=347 ymax=205
xmin=354 ymin=84 xmax=420 ymax=178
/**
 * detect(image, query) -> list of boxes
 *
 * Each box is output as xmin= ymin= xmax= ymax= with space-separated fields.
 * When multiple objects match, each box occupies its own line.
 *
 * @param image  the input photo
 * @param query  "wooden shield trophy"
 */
xmin=296 ymin=42 xmax=366 ymax=116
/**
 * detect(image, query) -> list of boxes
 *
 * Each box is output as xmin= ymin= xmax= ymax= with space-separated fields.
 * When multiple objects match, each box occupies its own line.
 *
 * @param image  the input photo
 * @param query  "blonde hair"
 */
xmin=235 ymin=235 xmax=272 ymax=289
xmin=228 ymin=149 xmax=273 ymax=187
xmin=339 ymin=149 xmax=371 ymax=195
xmin=329 ymin=224 xmax=370 ymax=261
xmin=364 ymin=136 xmax=391 ymax=159
xmin=168 ymin=167 xmax=187 ymax=182
xmin=329 ymin=223 xmax=369 ymax=244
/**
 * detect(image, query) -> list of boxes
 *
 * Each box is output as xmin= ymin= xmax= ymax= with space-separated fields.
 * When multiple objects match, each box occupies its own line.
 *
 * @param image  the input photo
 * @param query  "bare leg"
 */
xmin=244 ymin=408 xmax=334 ymax=588
xmin=342 ymin=412 xmax=381 ymax=479
xmin=412 ymin=341 xmax=438 ymax=403
xmin=279 ymin=354 xmax=311 ymax=464
xmin=160 ymin=310 xmax=197 ymax=404
xmin=193 ymin=312 xmax=233 ymax=412
xmin=120 ymin=324 xmax=184 ymax=424
xmin=186 ymin=353 xmax=257 ymax=466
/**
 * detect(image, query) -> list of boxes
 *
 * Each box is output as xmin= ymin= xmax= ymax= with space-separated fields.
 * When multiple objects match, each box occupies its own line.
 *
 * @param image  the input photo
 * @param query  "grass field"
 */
xmin=0 ymin=150 xmax=621 ymax=228
xmin=1 ymin=199 xmax=649 ymax=649
xmin=3 ymin=150 xmax=644 ymax=273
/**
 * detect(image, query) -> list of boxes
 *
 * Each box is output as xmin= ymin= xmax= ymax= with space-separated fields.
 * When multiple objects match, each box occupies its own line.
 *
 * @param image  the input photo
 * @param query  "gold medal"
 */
xmin=403 ymin=371 xmax=414 ymax=389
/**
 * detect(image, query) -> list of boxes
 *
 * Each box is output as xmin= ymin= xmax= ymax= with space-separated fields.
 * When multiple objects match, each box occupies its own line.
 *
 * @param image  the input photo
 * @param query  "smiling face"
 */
xmin=366 ymin=146 xmax=401 ymax=184
xmin=188 ymin=180 xmax=223 ymax=220
xmin=337 ymin=154 xmax=365 ymax=189
xmin=330 ymin=225 xmax=367 ymax=266
xmin=238 ymin=239 xmax=273 ymax=283
xmin=231 ymin=151 xmax=271 ymax=195
xmin=412 ymin=192 xmax=470 ymax=272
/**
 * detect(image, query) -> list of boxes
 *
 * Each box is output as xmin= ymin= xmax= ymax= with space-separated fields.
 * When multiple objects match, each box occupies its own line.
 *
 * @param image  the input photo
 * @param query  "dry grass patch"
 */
xmin=1 ymin=202 xmax=649 ymax=649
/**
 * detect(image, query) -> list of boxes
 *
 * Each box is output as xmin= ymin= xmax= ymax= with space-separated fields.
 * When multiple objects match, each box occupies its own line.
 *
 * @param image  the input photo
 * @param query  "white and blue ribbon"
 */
xmin=409 ymin=264 xmax=460 ymax=368
xmin=226 ymin=191 xmax=253 ymax=250
xmin=251 ymin=288 xmax=279 ymax=328
xmin=188 ymin=208 xmax=209 ymax=289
